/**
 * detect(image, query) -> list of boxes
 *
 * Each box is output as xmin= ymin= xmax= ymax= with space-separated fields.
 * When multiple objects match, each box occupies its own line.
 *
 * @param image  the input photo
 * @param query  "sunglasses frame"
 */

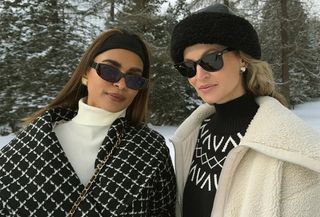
xmin=91 ymin=62 xmax=148 ymax=90
xmin=174 ymin=47 xmax=233 ymax=78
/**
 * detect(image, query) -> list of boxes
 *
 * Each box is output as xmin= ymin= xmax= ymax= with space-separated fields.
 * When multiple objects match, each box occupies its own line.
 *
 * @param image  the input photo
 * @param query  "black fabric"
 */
xmin=182 ymin=94 xmax=258 ymax=217
xmin=0 ymin=108 xmax=176 ymax=217
xmin=170 ymin=3 xmax=261 ymax=64
xmin=95 ymin=33 xmax=147 ymax=67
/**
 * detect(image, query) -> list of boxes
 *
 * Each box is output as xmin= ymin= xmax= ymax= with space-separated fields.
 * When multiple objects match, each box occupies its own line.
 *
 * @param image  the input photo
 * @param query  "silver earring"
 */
xmin=240 ymin=66 xmax=246 ymax=73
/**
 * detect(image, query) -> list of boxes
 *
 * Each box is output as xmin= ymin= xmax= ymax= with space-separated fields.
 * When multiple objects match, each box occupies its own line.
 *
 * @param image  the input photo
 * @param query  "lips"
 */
xmin=199 ymin=84 xmax=217 ymax=90
xmin=107 ymin=92 xmax=125 ymax=101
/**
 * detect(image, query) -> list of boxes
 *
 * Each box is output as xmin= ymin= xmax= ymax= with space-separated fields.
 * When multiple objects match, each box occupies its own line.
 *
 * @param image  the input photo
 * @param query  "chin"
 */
xmin=106 ymin=106 xmax=125 ymax=113
xmin=202 ymin=97 xmax=219 ymax=105
xmin=103 ymin=107 xmax=117 ymax=112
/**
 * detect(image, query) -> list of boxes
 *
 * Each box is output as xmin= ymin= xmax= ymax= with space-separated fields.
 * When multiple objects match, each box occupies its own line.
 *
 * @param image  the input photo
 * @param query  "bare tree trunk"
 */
xmin=110 ymin=0 xmax=115 ymax=22
xmin=49 ymin=0 xmax=59 ymax=23
xmin=280 ymin=0 xmax=290 ymax=104
xmin=139 ymin=0 xmax=147 ymax=32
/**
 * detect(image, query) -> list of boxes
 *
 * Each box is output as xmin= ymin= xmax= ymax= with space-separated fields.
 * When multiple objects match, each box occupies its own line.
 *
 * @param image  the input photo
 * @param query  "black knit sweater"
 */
xmin=183 ymin=94 xmax=259 ymax=217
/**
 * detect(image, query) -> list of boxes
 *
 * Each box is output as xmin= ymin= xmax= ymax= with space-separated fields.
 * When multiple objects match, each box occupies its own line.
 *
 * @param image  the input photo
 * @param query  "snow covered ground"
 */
xmin=1 ymin=99 xmax=319 ymax=163
xmin=291 ymin=99 xmax=320 ymax=132
xmin=0 ymin=134 xmax=15 ymax=149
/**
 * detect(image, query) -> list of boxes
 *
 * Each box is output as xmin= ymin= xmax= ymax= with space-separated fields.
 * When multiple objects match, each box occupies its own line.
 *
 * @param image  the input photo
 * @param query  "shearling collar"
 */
xmin=242 ymin=97 xmax=320 ymax=172
xmin=171 ymin=96 xmax=320 ymax=172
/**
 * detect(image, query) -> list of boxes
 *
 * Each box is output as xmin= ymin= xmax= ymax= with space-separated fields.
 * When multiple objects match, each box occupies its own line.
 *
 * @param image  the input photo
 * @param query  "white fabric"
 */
xmin=53 ymin=98 xmax=126 ymax=184
xmin=171 ymin=96 xmax=320 ymax=217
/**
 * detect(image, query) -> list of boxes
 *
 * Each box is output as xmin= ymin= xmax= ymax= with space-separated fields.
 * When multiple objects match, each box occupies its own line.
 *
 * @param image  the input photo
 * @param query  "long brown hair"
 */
xmin=24 ymin=29 xmax=151 ymax=125
xmin=239 ymin=51 xmax=288 ymax=106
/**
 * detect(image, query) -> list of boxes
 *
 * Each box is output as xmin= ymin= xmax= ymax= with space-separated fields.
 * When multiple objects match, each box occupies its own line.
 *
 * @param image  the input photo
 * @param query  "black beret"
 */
xmin=170 ymin=4 xmax=261 ymax=63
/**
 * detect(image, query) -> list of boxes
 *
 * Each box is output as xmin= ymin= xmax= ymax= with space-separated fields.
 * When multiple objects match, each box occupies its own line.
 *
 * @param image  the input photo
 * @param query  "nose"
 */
xmin=113 ymin=77 xmax=127 ymax=90
xmin=195 ymin=64 xmax=209 ymax=80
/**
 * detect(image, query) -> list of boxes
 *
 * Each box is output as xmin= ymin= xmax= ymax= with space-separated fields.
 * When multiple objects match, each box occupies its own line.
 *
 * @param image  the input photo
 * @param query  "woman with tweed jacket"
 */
xmin=0 ymin=29 xmax=176 ymax=217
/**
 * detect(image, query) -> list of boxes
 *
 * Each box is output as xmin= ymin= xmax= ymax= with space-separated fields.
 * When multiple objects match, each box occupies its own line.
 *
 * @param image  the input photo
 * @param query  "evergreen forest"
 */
xmin=0 ymin=0 xmax=319 ymax=135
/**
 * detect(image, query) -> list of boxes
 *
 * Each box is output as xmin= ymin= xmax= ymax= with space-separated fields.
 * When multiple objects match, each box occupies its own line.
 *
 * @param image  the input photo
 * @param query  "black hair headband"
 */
xmin=95 ymin=33 xmax=147 ymax=66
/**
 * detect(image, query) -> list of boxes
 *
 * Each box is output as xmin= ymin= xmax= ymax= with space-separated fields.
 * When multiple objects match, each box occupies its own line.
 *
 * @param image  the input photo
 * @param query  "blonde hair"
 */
xmin=24 ymin=29 xmax=151 ymax=125
xmin=240 ymin=51 xmax=288 ymax=106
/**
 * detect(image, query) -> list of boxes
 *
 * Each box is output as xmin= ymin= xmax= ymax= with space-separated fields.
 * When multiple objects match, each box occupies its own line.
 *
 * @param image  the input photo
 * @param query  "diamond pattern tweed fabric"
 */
xmin=0 ymin=108 xmax=176 ymax=216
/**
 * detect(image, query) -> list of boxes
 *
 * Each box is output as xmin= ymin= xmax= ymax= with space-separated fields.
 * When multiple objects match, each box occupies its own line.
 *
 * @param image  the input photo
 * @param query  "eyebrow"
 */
xmin=101 ymin=59 xmax=143 ymax=75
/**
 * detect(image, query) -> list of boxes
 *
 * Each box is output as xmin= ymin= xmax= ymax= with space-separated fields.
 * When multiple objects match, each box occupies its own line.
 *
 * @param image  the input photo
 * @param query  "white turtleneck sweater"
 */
xmin=53 ymin=98 xmax=126 ymax=185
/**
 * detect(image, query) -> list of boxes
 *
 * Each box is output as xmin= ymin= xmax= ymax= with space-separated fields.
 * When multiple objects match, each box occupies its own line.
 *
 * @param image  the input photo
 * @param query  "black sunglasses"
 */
xmin=174 ymin=47 xmax=233 ymax=78
xmin=91 ymin=62 xmax=148 ymax=90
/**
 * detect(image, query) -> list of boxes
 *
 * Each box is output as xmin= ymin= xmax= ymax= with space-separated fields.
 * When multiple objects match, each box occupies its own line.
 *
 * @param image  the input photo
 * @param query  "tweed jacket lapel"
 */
xmin=2 ymin=107 xmax=174 ymax=216
xmin=47 ymin=110 xmax=154 ymax=216
xmin=83 ymin=118 xmax=157 ymax=216
xmin=0 ymin=108 xmax=84 ymax=216
xmin=45 ymin=110 xmax=159 ymax=216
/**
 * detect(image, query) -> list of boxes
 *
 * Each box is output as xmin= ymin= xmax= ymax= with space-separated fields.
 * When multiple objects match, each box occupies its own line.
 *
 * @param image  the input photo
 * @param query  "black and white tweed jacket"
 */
xmin=0 ymin=108 xmax=176 ymax=217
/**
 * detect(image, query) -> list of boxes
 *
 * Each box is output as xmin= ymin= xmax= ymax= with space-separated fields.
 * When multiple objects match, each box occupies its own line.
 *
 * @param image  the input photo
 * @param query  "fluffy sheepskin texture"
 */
xmin=171 ymin=96 xmax=320 ymax=217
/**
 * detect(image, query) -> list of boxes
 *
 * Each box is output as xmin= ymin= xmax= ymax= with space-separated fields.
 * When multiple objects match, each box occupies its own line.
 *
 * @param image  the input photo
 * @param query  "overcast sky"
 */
xmin=161 ymin=0 xmax=320 ymax=17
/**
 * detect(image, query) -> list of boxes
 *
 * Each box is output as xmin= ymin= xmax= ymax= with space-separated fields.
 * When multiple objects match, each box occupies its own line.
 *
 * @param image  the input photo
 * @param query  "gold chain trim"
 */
xmin=67 ymin=131 xmax=123 ymax=217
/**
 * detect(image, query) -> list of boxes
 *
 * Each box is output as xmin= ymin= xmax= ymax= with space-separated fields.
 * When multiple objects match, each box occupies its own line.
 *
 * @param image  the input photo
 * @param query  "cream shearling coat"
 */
xmin=171 ymin=96 xmax=320 ymax=217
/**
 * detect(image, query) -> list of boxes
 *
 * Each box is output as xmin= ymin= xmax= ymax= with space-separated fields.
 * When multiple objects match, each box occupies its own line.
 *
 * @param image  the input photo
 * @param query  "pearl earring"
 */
xmin=240 ymin=66 xmax=246 ymax=73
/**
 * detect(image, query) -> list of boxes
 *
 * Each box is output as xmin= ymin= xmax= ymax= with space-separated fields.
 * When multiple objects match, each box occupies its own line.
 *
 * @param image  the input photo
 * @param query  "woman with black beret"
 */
xmin=170 ymin=3 xmax=320 ymax=217
xmin=1 ymin=28 xmax=176 ymax=216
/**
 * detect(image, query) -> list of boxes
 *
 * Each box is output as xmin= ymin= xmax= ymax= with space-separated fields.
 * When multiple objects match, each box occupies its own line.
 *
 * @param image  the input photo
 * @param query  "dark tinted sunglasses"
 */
xmin=91 ymin=62 xmax=148 ymax=90
xmin=174 ymin=47 xmax=233 ymax=78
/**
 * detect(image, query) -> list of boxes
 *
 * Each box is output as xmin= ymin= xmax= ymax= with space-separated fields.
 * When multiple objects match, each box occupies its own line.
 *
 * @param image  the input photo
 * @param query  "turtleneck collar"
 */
xmin=205 ymin=93 xmax=259 ymax=134
xmin=72 ymin=98 xmax=126 ymax=126
xmin=214 ymin=93 xmax=258 ymax=117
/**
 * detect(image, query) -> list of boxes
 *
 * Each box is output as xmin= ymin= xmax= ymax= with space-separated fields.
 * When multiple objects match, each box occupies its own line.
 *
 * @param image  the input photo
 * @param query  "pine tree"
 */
xmin=305 ymin=16 xmax=320 ymax=99
xmin=0 ymin=0 xmax=84 ymax=134
xmin=260 ymin=0 xmax=316 ymax=106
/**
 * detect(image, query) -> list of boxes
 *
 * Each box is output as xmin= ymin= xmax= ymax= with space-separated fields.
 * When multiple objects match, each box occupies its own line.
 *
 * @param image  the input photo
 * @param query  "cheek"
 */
xmin=86 ymin=75 xmax=107 ymax=99
xmin=188 ymin=78 xmax=196 ymax=88
xmin=87 ymin=70 xmax=109 ymax=88
xmin=128 ymin=91 xmax=139 ymax=102
xmin=87 ymin=71 xmax=96 ymax=87
xmin=223 ymin=56 xmax=241 ymax=78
